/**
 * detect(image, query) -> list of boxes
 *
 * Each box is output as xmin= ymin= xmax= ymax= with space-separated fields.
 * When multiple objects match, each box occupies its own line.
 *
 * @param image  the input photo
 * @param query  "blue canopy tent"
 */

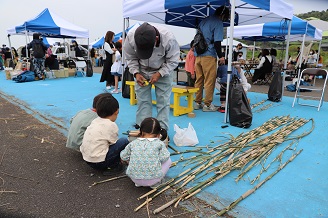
xmin=7 ymin=8 xmax=89 ymax=59
xmin=7 ymin=8 xmax=89 ymax=38
xmin=90 ymin=23 xmax=141 ymax=49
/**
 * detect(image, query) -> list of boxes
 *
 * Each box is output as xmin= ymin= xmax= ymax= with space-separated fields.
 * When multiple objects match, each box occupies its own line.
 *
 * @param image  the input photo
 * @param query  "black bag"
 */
xmin=86 ymin=60 xmax=93 ymax=77
xmin=228 ymin=75 xmax=252 ymax=128
xmin=268 ymin=72 xmax=282 ymax=102
xmin=193 ymin=28 xmax=208 ymax=55
xmin=33 ymin=43 xmax=45 ymax=58
xmin=122 ymin=66 xmax=134 ymax=98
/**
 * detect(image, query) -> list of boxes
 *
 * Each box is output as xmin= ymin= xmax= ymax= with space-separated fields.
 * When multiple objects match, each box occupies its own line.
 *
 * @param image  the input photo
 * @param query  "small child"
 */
xmin=66 ymin=92 xmax=112 ymax=151
xmin=80 ymin=95 xmax=129 ymax=175
xmin=110 ymin=41 xmax=123 ymax=94
xmin=120 ymin=117 xmax=172 ymax=187
xmin=184 ymin=40 xmax=196 ymax=87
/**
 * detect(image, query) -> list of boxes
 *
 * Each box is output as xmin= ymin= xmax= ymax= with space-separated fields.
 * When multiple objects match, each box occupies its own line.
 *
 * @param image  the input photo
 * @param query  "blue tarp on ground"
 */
xmin=0 ymin=70 xmax=327 ymax=217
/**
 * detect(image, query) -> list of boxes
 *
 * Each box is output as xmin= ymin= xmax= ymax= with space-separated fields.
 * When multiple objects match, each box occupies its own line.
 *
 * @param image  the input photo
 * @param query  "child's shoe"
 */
xmin=218 ymin=106 xmax=225 ymax=113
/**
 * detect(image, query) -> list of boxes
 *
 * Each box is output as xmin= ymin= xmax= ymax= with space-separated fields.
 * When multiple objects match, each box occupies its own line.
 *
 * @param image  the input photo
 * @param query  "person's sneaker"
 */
xmin=218 ymin=106 xmax=225 ymax=113
xmin=194 ymin=103 xmax=203 ymax=110
xmin=111 ymin=89 xmax=119 ymax=94
xmin=102 ymin=164 xmax=125 ymax=176
xmin=106 ymin=86 xmax=112 ymax=90
xmin=202 ymin=104 xmax=218 ymax=112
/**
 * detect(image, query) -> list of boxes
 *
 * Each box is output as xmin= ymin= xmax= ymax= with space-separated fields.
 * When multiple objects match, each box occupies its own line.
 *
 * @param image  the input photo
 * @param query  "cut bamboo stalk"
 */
xmin=217 ymin=149 xmax=303 ymax=216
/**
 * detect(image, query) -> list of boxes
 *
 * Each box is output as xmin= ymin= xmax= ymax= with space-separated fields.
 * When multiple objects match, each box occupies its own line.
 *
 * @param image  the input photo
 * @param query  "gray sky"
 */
xmin=1 ymin=0 xmax=327 ymax=48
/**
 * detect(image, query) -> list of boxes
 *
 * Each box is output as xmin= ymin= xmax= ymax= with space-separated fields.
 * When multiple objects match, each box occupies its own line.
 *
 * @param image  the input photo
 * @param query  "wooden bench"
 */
xmin=125 ymin=81 xmax=199 ymax=116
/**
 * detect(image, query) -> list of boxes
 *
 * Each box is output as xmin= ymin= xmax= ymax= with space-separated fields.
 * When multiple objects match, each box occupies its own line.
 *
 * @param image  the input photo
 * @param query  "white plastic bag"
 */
xmin=173 ymin=123 xmax=199 ymax=146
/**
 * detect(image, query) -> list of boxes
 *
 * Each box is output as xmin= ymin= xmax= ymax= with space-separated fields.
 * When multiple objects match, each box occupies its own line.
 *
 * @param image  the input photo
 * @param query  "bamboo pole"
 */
xmin=217 ymin=149 xmax=303 ymax=216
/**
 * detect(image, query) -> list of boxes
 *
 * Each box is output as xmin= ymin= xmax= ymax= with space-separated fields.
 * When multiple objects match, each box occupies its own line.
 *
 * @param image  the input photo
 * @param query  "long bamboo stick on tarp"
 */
xmin=217 ymin=149 xmax=303 ymax=216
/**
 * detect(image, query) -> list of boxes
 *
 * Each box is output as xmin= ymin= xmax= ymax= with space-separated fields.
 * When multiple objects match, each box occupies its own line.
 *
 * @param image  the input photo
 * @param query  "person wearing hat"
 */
xmin=123 ymin=22 xmax=180 ymax=132
xmin=233 ymin=43 xmax=243 ymax=61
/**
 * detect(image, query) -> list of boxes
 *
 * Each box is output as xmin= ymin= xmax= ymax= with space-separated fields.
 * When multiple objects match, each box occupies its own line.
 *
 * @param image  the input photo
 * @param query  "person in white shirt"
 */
xmin=252 ymin=49 xmax=273 ymax=85
xmin=80 ymin=95 xmax=129 ymax=176
xmin=110 ymin=41 xmax=123 ymax=94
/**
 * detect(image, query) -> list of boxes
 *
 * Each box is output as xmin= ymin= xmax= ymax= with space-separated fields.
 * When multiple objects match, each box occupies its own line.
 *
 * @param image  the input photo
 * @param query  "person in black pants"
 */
xmin=252 ymin=49 xmax=273 ymax=85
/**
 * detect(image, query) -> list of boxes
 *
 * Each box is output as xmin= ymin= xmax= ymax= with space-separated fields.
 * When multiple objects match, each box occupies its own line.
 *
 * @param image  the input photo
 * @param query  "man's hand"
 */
xmin=135 ymin=73 xmax=147 ymax=86
xmin=149 ymin=72 xmax=161 ymax=84
xmin=218 ymin=57 xmax=225 ymax=65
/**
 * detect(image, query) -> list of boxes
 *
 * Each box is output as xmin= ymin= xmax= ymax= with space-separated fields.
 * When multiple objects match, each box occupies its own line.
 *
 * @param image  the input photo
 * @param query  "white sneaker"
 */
xmin=111 ymin=89 xmax=119 ymax=94
xmin=106 ymin=86 xmax=112 ymax=90
xmin=194 ymin=103 xmax=203 ymax=110
xmin=202 ymin=104 xmax=218 ymax=112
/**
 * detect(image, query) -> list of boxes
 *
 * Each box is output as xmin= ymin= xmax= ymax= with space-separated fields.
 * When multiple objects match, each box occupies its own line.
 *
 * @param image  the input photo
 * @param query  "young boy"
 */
xmin=80 ymin=95 xmax=129 ymax=175
xmin=66 ymin=93 xmax=112 ymax=151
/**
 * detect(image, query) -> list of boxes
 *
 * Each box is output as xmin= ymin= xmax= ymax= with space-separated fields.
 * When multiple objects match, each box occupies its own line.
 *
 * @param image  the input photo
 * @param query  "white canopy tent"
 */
xmin=122 ymin=0 xmax=294 ymax=123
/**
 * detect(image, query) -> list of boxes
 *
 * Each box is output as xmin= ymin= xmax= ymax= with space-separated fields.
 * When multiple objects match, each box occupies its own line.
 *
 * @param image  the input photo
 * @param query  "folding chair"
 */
xmin=292 ymin=68 xmax=328 ymax=111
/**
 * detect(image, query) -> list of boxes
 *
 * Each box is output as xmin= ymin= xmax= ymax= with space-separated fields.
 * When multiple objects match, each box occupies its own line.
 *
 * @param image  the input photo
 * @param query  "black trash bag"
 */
xmin=86 ymin=60 xmax=93 ymax=77
xmin=122 ymin=66 xmax=134 ymax=98
xmin=228 ymin=75 xmax=252 ymax=128
xmin=268 ymin=72 xmax=282 ymax=102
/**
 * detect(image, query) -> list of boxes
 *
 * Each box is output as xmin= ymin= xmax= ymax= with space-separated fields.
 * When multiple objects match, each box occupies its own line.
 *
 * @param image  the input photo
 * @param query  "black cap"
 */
xmin=134 ymin=22 xmax=156 ymax=59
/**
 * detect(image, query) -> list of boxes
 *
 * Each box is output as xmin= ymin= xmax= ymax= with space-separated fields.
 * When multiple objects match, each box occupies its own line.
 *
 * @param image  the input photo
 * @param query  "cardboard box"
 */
xmin=53 ymin=68 xmax=68 ymax=78
xmin=67 ymin=68 xmax=76 ymax=77
xmin=9 ymin=70 xmax=23 ymax=79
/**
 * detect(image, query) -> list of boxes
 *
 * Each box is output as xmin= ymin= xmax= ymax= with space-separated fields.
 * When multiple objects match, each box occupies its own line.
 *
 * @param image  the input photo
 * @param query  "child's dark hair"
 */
xmin=139 ymin=117 xmax=167 ymax=141
xmin=115 ymin=41 xmax=122 ymax=55
xmin=96 ymin=95 xmax=119 ymax=118
xmin=92 ymin=93 xmax=112 ymax=109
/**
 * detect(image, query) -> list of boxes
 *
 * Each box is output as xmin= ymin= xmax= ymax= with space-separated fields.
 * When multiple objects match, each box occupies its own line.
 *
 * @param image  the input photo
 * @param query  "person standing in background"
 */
xmin=90 ymin=48 xmax=96 ymax=67
xmin=27 ymin=33 xmax=48 ymax=80
xmin=100 ymin=31 xmax=116 ymax=90
xmin=184 ymin=40 xmax=196 ymax=87
xmin=194 ymin=6 xmax=229 ymax=112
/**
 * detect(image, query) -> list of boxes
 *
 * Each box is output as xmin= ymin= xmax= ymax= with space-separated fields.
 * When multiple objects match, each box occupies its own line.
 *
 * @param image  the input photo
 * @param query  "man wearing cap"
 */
xmin=123 ymin=22 xmax=180 ymax=131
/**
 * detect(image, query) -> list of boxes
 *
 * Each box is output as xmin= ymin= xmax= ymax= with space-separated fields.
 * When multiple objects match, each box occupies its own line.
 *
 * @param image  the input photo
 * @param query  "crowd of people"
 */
xmin=2 ymin=9 xmax=325 ymax=190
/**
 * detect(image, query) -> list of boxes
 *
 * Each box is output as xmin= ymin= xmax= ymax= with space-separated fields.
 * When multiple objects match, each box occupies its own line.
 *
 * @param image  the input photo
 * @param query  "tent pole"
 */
xmin=224 ymin=0 xmax=236 ymax=123
xmin=252 ymin=41 xmax=255 ymax=60
xmin=7 ymin=34 xmax=14 ymax=60
xmin=122 ymin=18 xmax=127 ymax=67
xmin=25 ymin=26 xmax=29 ymax=60
xmin=281 ymin=19 xmax=292 ymax=100
xmin=87 ymin=38 xmax=90 ymax=60
xmin=292 ymin=32 xmax=306 ymax=107
xmin=225 ymin=38 xmax=228 ymax=59
xmin=316 ymin=40 xmax=321 ymax=67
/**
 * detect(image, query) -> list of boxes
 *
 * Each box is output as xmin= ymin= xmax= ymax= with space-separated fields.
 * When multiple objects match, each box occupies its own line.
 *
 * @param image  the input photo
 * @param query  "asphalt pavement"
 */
xmin=0 ymin=95 xmax=205 ymax=218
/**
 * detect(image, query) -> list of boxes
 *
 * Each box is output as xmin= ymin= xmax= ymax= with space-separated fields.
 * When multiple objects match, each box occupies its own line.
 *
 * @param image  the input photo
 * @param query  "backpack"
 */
xmin=193 ymin=28 xmax=208 ymax=55
xmin=33 ymin=43 xmax=45 ymax=58
xmin=228 ymin=75 xmax=252 ymax=128
xmin=122 ymin=66 xmax=135 ymax=98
